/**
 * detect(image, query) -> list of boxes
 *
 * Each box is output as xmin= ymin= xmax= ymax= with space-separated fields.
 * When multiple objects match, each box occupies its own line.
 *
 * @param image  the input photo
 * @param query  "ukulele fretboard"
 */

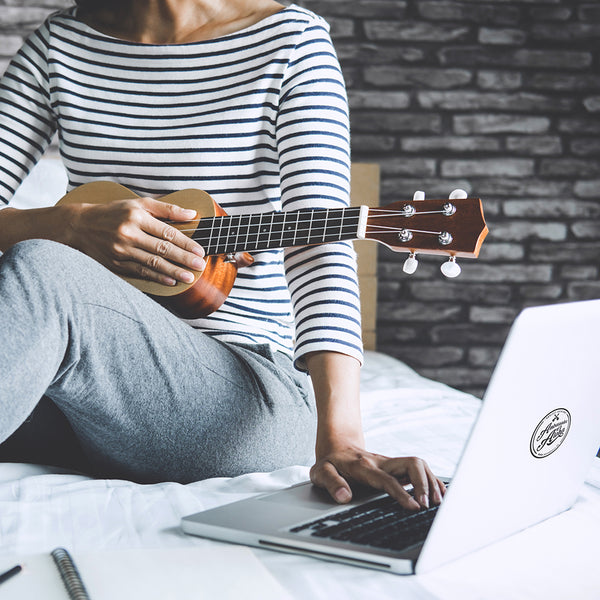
xmin=193 ymin=207 xmax=365 ymax=256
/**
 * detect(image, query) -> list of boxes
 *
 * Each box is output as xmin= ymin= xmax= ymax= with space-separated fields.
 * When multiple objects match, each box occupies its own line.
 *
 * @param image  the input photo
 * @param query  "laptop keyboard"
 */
xmin=289 ymin=494 xmax=439 ymax=552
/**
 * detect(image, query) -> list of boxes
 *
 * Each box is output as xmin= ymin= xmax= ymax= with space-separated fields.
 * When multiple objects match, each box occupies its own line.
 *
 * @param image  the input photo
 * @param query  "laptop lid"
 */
xmin=415 ymin=299 xmax=600 ymax=572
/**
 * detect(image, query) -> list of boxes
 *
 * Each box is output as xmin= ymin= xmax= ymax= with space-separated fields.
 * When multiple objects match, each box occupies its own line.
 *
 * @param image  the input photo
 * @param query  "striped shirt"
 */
xmin=0 ymin=4 xmax=363 ymax=369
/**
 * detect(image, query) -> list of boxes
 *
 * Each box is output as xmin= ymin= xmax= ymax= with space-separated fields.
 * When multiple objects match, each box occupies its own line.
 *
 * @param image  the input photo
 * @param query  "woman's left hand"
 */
xmin=310 ymin=440 xmax=446 ymax=510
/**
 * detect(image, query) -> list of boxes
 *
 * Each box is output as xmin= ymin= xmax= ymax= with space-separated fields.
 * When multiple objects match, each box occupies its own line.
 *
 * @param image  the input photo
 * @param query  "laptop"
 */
xmin=181 ymin=300 xmax=600 ymax=574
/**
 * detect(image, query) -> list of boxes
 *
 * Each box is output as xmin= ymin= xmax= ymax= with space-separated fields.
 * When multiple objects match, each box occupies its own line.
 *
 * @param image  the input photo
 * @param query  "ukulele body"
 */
xmin=57 ymin=181 xmax=253 ymax=319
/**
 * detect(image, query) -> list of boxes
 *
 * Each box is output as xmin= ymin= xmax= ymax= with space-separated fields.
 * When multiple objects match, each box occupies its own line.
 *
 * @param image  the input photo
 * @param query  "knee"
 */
xmin=2 ymin=239 xmax=84 ymax=278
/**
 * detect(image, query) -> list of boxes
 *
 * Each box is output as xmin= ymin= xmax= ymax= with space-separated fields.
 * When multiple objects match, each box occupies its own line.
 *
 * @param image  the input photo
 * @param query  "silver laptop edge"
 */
xmin=182 ymin=300 xmax=600 ymax=574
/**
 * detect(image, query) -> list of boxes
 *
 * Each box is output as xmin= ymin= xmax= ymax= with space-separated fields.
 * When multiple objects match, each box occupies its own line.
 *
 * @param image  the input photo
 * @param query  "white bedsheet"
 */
xmin=0 ymin=351 xmax=598 ymax=599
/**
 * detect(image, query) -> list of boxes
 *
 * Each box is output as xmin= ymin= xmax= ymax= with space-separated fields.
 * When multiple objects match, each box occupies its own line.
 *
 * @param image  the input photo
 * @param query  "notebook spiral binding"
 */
xmin=51 ymin=547 xmax=91 ymax=600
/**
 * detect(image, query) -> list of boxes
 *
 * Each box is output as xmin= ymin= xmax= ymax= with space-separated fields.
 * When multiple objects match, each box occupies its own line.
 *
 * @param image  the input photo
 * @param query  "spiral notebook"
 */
xmin=0 ymin=546 xmax=291 ymax=599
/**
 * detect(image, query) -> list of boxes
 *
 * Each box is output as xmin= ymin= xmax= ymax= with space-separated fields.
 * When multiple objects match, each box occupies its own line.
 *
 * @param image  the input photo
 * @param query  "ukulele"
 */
xmin=58 ymin=182 xmax=488 ymax=319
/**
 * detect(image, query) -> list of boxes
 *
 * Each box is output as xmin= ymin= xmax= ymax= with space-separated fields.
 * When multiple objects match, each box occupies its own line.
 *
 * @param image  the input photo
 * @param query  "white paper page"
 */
xmin=0 ymin=546 xmax=291 ymax=600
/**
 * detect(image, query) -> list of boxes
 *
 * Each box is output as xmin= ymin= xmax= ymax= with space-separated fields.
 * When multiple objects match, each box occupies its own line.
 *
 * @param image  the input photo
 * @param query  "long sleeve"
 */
xmin=0 ymin=21 xmax=56 ymax=207
xmin=277 ymin=17 xmax=363 ymax=369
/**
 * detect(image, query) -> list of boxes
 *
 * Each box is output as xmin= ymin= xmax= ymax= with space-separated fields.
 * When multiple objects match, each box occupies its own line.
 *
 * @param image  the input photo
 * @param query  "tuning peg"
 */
xmin=440 ymin=256 xmax=461 ymax=278
xmin=413 ymin=190 xmax=425 ymax=201
xmin=449 ymin=188 xmax=468 ymax=200
xmin=403 ymin=252 xmax=418 ymax=274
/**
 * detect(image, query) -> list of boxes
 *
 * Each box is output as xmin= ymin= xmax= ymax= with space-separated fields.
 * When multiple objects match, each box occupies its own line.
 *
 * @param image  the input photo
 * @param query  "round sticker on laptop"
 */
xmin=530 ymin=408 xmax=571 ymax=459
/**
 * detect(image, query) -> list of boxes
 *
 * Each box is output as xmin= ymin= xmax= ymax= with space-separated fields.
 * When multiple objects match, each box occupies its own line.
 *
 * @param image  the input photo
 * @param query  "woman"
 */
xmin=0 ymin=0 xmax=444 ymax=510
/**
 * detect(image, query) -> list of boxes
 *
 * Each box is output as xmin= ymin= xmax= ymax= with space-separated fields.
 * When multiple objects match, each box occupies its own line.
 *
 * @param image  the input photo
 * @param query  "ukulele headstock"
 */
xmin=364 ymin=189 xmax=488 ymax=277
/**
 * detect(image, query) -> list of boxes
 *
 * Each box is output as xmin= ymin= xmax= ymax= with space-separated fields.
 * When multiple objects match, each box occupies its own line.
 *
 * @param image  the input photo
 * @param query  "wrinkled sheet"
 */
xmin=0 ymin=351 xmax=598 ymax=599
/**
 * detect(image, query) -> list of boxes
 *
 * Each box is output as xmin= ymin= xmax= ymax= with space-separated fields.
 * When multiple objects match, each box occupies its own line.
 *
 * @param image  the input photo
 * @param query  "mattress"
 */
xmin=0 ymin=350 xmax=598 ymax=599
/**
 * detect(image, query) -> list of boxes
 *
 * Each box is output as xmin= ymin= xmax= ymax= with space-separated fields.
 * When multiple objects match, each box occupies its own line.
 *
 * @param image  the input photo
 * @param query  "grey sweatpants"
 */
xmin=0 ymin=240 xmax=316 ymax=483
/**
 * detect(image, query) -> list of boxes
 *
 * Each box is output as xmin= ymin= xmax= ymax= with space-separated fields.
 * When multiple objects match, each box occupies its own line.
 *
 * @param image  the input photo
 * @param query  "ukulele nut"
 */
xmin=398 ymin=229 xmax=413 ymax=243
xmin=438 ymin=231 xmax=453 ymax=246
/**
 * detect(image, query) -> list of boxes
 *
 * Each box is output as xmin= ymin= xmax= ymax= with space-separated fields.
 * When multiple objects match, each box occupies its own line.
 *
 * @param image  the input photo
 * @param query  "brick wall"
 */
xmin=2 ymin=1 xmax=599 ymax=396
xmin=296 ymin=0 xmax=600 ymax=396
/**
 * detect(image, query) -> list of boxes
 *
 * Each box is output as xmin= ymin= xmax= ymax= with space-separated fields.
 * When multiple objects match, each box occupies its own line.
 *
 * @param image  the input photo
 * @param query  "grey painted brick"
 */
xmin=529 ymin=241 xmax=600 ymax=263
xmin=478 ymin=242 xmax=525 ymax=261
xmin=456 ymin=263 xmax=553 ymax=283
xmin=579 ymin=4 xmax=600 ymax=22
xmin=376 ymin=327 xmax=419 ymax=344
xmin=392 ymin=346 xmax=464 ymax=367
xmin=468 ymin=347 xmax=502 ymax=368
xmin=439 ymin=47 xmax=592 ymax=70
xmin=518 ymin=284 xmax=564 ymax=299
xmin=364 ymin=20 xmax=470 ymax=43
xmin=567 ymin=282 xmax=600 ymax=300
xmin=529 ymin=7 xmax=572 ymax=21
xmin=559 ymin=265 xmax=598 ymax=280
xmin=572 ymin=221 xmax=600 ymax=239
xmin=540 ymin=159 xmax=600 ymax=178
xmin=336 ymin=43 xmax=425 ymax=64
xmin=503 ymin=199 xmax=600 ymax=219
xmin=441 ymin=158 xmax=534 ymax=177
xmin=532 ymin=23 xmax=600 ymax=41
xmin=526 ymin=73 xmax=600 ymax=92
xmin=364 ymin=67 xmax=472 ymax=89
xmin=377 ymin=280 xmax=402 ymax=301
xmin=559 ymin=118 xmax=600 ymax=134
xmin=454 ymin=114 xmax=550 ymax=134
xmin=477 ymin=70 xmax=522 ymax=90
xmin=378 ymin=157 xmax=437 ymax=177
xmin=419 ymin=2 xmax=521 ymax=26
xmin=408 ymin=281 xmax=512 ymax=304
xmin=380 ymin=178 xmax=473 ymax=199
xmin=401 ymin=136 xmax=501 ymax=153
xmin=421 ymin=92 xmax=572 ymax=113
xmin=327 ymin=17 xmax=355 ymax=39
xmin=490 ymin=221 xmax=567 ymax=242
xmin=571 ymin=139 xmax=600 ymax=156
xmin=506 ymin=136 xmax=562 ymax=156
xmin=377 ymin=301 xmax=463 ymax=322
xmin=0 ymin=35 xmax=22 ymax=56
xmin=348 ymin=91 xmax=411 ymax=110
xmin=418 ymin=367 xmax=494 ymax=388
xmin=430 ymin=323 xmax=511 ymax=345
xmin=478 ymin=27 xmax=527 ymax=45
xmin=351 ymin=112 xmax=442 ymax=133
xmin=477 ymin=178 xmax=572 ymax=198
xmin=574 ymin=180 xmax=600 ymax=198
xmin=351 ymin=134 xmax=396 ymax=153
xmin=470 ymin=305 xmax=520 ymax=324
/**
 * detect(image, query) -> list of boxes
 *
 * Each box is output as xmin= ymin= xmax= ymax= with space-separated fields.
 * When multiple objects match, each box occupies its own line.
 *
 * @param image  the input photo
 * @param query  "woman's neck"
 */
xmin=78 ymin=0 xmax=286 ymax=45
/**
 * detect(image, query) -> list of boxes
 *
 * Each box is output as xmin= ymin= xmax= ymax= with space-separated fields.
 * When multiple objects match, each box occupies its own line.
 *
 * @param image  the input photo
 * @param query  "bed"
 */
xmin=1 ymin=160 xmax=599 ymax=599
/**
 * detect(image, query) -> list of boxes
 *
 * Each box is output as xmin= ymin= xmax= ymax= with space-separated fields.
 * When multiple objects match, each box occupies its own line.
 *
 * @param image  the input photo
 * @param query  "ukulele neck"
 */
xmin=193 ymin=206 xmax=369 ymax=256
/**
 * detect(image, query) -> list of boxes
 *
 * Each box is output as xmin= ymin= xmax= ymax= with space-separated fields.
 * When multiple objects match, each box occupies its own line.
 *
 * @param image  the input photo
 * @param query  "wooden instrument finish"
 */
xmin=57 ymin=181 xmax=488 ymax=319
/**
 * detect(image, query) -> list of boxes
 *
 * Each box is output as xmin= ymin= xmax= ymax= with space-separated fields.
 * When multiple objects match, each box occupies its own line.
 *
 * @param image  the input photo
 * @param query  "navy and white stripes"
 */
xmin=0 ymin=4 xmax=363 ymax=368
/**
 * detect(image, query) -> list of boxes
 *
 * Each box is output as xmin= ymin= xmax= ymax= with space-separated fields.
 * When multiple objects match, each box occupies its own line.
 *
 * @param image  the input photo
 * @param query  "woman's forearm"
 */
xmin=0 ymin=205 xmax=75 ymax=252
xmin=305 ymin=351 xmax=365 ymax=452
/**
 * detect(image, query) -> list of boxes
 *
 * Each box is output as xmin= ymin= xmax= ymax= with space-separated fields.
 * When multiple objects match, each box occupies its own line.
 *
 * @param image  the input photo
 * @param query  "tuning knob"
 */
xmin=441 ymin=256 xmax=461 ymax=278
xmin=403 ymin=252 xmax=418 ymax=274
xmin=449 ymin=188 xmax=468 ymax=200
xmin=413 ymin=190 xmax=425 ymax=201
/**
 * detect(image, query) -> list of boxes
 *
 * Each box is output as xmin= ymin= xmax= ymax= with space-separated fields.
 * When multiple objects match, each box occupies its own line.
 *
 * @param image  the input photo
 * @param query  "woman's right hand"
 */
xmin=67 ymin=197 xmax=206 ymax=286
